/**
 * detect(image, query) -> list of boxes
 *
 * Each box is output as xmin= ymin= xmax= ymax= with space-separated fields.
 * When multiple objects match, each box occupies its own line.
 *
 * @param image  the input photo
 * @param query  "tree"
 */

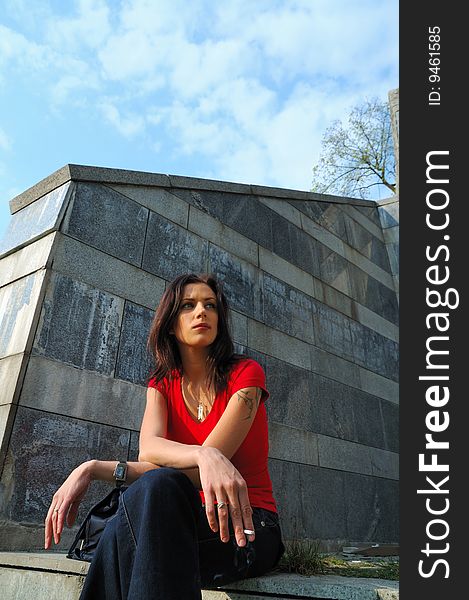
xmin=311 ymin=97 xmax=396 ymax=200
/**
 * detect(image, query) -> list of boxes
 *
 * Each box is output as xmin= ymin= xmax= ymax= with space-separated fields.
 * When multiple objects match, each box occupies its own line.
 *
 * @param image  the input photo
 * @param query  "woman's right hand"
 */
xmin=196 ymin=446 xmax=255 ymax=548
xmin=44 ymin=460 xmax=94 ymax=549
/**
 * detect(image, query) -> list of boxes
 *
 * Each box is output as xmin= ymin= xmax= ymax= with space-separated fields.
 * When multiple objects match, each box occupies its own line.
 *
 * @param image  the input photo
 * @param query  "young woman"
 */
xmin=45 ymin=273 xmax=284 ymax=599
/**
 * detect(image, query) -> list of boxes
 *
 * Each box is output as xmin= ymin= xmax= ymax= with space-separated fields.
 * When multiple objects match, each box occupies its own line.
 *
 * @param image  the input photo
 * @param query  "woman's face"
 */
xmin=171 ymin=283 xmax=219 ymax=349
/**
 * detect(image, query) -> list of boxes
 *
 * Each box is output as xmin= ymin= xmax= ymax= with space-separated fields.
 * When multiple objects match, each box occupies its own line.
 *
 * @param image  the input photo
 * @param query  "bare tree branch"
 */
xmin=311 ymin=97 xmax=396 ymax=200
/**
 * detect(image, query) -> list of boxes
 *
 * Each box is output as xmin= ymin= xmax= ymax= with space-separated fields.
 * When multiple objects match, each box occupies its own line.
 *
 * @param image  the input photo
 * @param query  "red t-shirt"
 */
xmin=148 ymin=358 xmax=277 ymax=513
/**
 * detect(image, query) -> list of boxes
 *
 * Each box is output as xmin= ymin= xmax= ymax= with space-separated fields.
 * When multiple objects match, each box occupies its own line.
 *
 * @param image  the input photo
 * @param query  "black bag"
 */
xmin=67 ymin=486 xmax=127 ymax=562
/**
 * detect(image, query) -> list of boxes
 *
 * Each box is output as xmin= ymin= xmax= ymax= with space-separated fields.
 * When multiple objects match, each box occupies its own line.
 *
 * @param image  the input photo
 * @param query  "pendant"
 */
xmin=197 ymin=403 xmax=204 ymax=421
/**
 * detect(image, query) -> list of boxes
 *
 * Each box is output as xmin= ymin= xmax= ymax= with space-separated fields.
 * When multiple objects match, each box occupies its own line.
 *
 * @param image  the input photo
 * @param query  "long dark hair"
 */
xmin=146 ymin=273 xmax=241 ymax=393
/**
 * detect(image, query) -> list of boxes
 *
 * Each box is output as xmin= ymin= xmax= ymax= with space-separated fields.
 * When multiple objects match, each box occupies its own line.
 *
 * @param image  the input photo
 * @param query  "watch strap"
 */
xmin=113 ymin=460 xmax=128 ymax=488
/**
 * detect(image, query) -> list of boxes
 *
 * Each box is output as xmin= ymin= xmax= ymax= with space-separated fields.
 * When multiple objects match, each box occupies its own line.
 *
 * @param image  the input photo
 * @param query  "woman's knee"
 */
xmin=129 ymin=468 xmax=199 ymax=505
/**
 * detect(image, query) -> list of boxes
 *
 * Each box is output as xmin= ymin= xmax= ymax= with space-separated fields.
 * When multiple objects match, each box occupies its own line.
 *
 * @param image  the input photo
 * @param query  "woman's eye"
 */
xmin=181 ymin=303 xmax=193 ymax=309
xmin=206 ymin=303 xmax=216 ymax=309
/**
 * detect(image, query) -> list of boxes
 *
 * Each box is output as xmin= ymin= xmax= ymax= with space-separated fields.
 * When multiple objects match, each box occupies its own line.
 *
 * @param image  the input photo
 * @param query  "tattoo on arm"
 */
xmin=237 ymin=388 xmax=263 ymax=420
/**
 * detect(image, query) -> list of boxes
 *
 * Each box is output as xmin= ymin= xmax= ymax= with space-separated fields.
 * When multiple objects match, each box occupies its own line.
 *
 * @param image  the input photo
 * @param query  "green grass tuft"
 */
xmin=277 ymin=539 xmax=325 ymax=576
xmin=277 ymin=540 xmax=399 ymax=581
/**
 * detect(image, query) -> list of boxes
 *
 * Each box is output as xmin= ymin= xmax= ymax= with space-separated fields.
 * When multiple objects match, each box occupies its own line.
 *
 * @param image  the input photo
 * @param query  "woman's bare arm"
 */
xmin=139 ymin=385 xmax=263 ymax=547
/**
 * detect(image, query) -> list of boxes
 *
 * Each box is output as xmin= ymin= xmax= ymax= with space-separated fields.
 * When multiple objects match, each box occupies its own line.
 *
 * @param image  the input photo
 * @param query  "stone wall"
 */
xmin=0 ymin=165 xmax=399 ymax=551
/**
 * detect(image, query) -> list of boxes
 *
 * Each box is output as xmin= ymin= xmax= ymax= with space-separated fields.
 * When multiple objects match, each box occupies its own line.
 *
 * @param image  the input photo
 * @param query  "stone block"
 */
xmin=33 ymin=272 xmax=124 ymax=376
xmin=251 ymin=184 xmax=315 ymax=201
xmin=370 ymin=276 xmax=399 ymax=325
xmin=312 ymin=302 xmax=355 ymax=364
xmin=230 ymin=311 xmax=248 ymax=346
xmin=0 ymin=354 xmax=24 ymax=406
xmin=383 ymin=225 xmax=399 ymax=245
xmin=63 ymin=183 xmax=148 ymax=267
xmin=361 ymin=327 xmax=399 ymax=382
xmin=317 ymin=249 xmax=351 ymax=296
xmin=142 ymin=211 xmax=209 ymax=280
xmin=269 ymin=459 xmax=346 ymax=541
xmin=291 ymin=201 xmax=348 ymax=240
xmin=372 ymin=477 xmax=399 ymax=542
xmin=380 ymin=399 xmax=399 ymax=453
xmin=343 ymin=471 xmax=381 ymax=542
xmin=353 ymin=302 xmax=399 ymax=343
xmin=0 ymin=403 xmax=15 ymax=453
xmin=0 ymin=183 xmax=71 ymax=258
xmin=349 ymin=265 xmax=399 ymax=325
xmin=208 ymin=245 xmax=264 ymax=321
xmin=351 ymin=389 xmax=386 ymax=449
xmin=343 ymin=244 xmax=394 ymax=288
xmin=170 ymin=174 xmax=251 ymax=195
xmin=52 ymin=233 xmax=165 ymax=311
xmin=129 ymin=429 xmax=139 ymax=461
xmin=268 ymin=422 xmax=319 ymax=466
xmin=369 ymin=448 xmax=399 ymax=479
xmin=263 ymin=274 xmax=314 ymax=344
xmin=115 ymin=301 xmax=155 ymax=386
xmin=258 ymin=247 xmax=315 ymax=299
xmin=270 ymin=215 xmax=294 ymax=264
xmin=315 ymin=279 xmax=353 ymax=319
xmin=386 ymin=241 xmax=399 ymax=277
xmin=263 ymin=354 xmax=318 ymax=432
xmin=341 ymin=204 xmax=384 ymax=240
xmin=288 ymin=225 xmax=321 ymax=280
xmin=369 ymin=236 xmax=393 ymax=273
xmin=0 ymin=233 xmax=55 ymax=288
xmin=345 ymin=215 xmax=390 ymax=273
xmin=9 ymin=165 xmax=72 ymax=213
xmin=258 ymin=196 xmax=302 ymax=228
xmin=318 ymin=436 xmax=373 ymax=476
xmin=0 ymin=270 xmax=46 ymax=360
xmin=359 ymin=369 xmax=398 ymax=405
xmin=310 ymin=374 xmax=357 ymax=442
xmin=354 ymin=204 xmax=382 ymax=227
xmin=109 ymin=184 xmax=189 ymax=228
xmin=66 ymin=164 xmax=171 ymax=189
xmin=188 ymin=204 xmax=258 ymax=266
xmin=310 ymin=345 xmax=361 ymax=391
xmin=20 ymin=355 xmax=146 ymax=430
xmin=0 ymin=406 xmax=132 ymax=550
xmin=299 ymin=211 xmax=345 ymax=258
xmin=171 ymin=189 xmax=273 ymax=251
xmin=0 ymin=566 xmax=85 ymax=600
xmin=344 ymin=471 xmax=399 ymax=543
xmin=378 ymin=202 xmax=399 ymax=229
xmin=248 ymin=320 xmax=311 ymax=371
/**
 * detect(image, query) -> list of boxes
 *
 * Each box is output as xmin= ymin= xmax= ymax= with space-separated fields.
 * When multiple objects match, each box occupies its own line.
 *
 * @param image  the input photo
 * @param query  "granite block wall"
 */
xmin=0 ymin=165 xmax=398 ymax=551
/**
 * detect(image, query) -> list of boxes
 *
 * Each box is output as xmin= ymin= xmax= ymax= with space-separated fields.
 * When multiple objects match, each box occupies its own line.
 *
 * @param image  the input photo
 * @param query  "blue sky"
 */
xmin=0 ymin=0 xmax=398 ymax=241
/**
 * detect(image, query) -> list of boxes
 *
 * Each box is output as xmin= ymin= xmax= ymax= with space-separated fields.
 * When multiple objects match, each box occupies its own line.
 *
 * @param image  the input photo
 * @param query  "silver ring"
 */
xmin=243 ymin=529 xmax=255 ymax=535
xmin=217 ymin=501 xmax=227 ymax=509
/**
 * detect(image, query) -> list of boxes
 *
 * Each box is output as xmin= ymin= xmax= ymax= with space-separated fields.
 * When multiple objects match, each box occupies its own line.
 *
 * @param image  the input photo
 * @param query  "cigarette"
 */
xmin=243 ymin=529 xmax=255 ymax=535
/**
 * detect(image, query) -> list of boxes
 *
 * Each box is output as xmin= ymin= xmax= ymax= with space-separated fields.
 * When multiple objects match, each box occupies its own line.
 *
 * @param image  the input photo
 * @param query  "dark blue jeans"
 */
xmin=80 ymin=468 xmax=285 ymax=600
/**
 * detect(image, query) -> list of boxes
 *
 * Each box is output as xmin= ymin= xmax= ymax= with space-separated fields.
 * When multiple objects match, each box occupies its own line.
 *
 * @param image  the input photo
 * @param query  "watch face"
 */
xmin=115 ymin=465 xmax=126 ymax=479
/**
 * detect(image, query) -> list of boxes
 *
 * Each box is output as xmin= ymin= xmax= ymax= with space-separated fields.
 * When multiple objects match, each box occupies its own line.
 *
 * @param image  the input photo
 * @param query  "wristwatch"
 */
xmin=113 ymin=460 xmax=128 ymax=488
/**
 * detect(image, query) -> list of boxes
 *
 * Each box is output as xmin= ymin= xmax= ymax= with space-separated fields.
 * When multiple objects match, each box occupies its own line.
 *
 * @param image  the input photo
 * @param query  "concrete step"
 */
xmin=0 ymin=552 xmax=399 ymax=600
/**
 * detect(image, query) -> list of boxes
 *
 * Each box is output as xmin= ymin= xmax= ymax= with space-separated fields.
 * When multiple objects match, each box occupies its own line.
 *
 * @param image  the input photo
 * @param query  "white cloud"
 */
xmin=0 ymin=0 xmax=398 ymax=189
xmin=45 ymin=0 xmax=111 ymax=50
xmin=99 ymin=101 xmax=145 ymax=138
xmin=0 ymin=24 xmax=50 ymax=72
xmin=0 ymin=128 xmax=11 ymax=151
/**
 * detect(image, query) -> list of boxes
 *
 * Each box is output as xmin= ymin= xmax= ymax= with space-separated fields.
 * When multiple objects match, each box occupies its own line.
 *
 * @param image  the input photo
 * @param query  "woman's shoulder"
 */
xmin=148 ymin=369 xmax=181 ymax=392
xmin=228 ymin=356 xmax=266 ymax=383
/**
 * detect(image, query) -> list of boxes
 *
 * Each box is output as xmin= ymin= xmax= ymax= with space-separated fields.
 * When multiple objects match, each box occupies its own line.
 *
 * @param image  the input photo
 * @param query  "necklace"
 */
xmin=182 ymin=377 xmax=214 ymax=422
